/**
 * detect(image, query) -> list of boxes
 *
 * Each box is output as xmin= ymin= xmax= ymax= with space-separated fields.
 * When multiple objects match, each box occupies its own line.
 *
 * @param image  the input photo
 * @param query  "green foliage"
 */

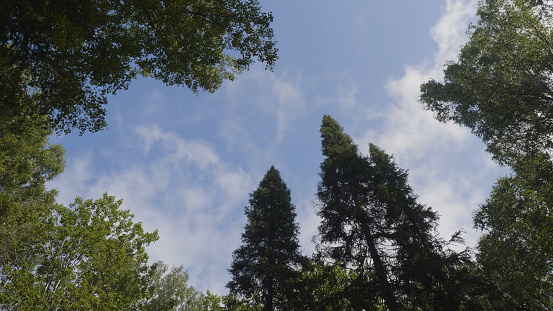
xmin=317 ymin=115 xmax=486 ymax=310
xmin=227 ymin=166 xmax=303 ymax=311
xmin=0 ymin=92 xmax=65 ymax=290
xmin=474 ymin=153 xmax=553 ymax=310
xmin=0 ymin=67 xmax=65 ymax=217
xmin=140 ymin=261 xmax=210 ymax=311
xmin=1 ymin=0 xmax=278 ymax=133
xmin=0 ymin=193 xmax=159 ymax=310
xmin=293 ymin=256 xmax=366 ymax=311
xmin=420 ymin=0 xmax=553 ymax=165
xmin=221 ymin=294 xmax=263 ymax=311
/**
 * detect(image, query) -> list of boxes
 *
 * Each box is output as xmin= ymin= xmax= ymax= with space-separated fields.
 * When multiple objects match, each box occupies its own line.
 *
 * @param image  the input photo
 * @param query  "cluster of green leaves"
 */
xmin=420 ymin=0 xmax=553 ymax=165
xmin=140 ymin=261 xmax=229 ymax=311
xmin=1 ymin=0 xmax=278 ymax=134
xmin=1 ymin=194 xmax=159 ymax=310
xmin=0 ymin=106 xmax=162 ymax=309
xmin=294 ymin=256 xmax=366 ymax=311
xmin=421 ymin=0 xmax=553 ymax=309
xmin=474 ymin=154 xmax=553 ymax=310
xmin=0 ymin=65 xmax=64 ymax=219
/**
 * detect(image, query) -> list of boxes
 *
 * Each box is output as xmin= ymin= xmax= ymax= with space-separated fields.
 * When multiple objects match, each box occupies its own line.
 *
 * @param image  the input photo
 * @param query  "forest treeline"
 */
xmin=1 ymin=0 xmax=553 ymax=310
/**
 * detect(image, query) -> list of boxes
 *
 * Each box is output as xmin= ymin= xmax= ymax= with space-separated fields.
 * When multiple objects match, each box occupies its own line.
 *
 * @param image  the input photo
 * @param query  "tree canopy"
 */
xmin=420 ymin=0 xmax=553 ymax=165
xmin=0 ymin=194 xmax=159 ymax=310
xmin=0 ymin=99 xmax=65 ymax=286
xmin=421 ymin=0 xmax=553 ymax=308
xmin=141 ymin=261 xmax=210 ymax=311
xmin=1 ymin=0 xmax=278 ymax=133
xmin=474 ymin=153 xmax=553 ymax=310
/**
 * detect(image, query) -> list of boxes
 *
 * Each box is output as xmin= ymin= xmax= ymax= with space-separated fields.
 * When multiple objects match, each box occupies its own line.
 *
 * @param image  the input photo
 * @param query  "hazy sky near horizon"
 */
xmin=49 ymin=0 xmax=507 ymax=295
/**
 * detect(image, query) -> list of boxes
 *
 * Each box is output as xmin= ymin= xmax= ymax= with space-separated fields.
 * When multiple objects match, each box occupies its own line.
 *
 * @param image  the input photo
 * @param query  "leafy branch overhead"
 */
xmin=420 ymin=0 xmax=553 ymax=165
xmin=0 ymin=0 xmax=278 ymax=133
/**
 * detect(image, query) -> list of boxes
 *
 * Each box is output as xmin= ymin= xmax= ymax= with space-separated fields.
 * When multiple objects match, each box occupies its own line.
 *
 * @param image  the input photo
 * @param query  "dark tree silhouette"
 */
xmin=317 ymin=115 xmax=483 ymax=310
xmin=227 ymin=166 xmax=302 ymax=311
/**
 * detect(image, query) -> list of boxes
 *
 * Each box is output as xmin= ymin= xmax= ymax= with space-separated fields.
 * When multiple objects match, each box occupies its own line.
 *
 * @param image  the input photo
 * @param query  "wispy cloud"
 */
xmin=222 ymin=69 xmax=307 ymax=143
xmin=431 ymin=0 xmax=478 ymax=65
xmin=364 ymin=0 xmax=477 ymax=160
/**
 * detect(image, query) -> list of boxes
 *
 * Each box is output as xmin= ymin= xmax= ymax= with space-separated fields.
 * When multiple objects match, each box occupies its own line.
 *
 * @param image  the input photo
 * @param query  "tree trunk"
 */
xmin=265 ymin=277 xmax=274 ymax=311
xmin=363 ymin=224 xmax=402 ymax=311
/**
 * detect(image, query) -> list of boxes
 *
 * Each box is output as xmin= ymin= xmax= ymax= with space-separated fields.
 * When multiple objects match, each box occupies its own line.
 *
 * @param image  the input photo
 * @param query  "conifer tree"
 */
xmin=227 ymin=166 xmax=302 ymax=311
xmin=317 ymin=115 xmax=481 ymax=310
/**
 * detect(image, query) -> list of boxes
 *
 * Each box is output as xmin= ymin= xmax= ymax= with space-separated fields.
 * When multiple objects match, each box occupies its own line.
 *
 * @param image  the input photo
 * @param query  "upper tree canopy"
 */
xmin=227 ymin=166 xmax=302 ymax=311
xmin=0 ymin=0 xmax=278 ymax=133
xmin=420 ymin=0 xmax=553 ymax=307
xmin=420 ymin=0 xmax=553 ymax=164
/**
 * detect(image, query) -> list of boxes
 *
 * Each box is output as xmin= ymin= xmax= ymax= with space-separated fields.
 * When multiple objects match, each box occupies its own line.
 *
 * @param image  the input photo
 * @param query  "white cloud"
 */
xmin=296 ymin=196 xmax=321 ymax=256
xmin=338 ymin=84 xmax=358 ymax=109
xmin=365 ymin=0 xmax=478 ymax=161
xmin=50 ymin=153 xmax=94 ymax=205
xmin=431 ymin=0 xmax=478 ymax=66
xmin=272 ymin=75 xmax=305 ymax=142
xmin=135 ymin=126 xmax=220 ymax=169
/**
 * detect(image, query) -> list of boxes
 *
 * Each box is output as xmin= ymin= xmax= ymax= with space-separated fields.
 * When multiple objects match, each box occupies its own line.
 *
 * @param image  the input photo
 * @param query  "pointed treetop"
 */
xmin=367 ymin=142 xmax=408 ymax=183
xmin=251 ymin=165 xmax=291 ymax=205
xmin=320 ymin=115 xmax=358 ymax=158
xmin=259 ymin=165 xmax=281 ymax=183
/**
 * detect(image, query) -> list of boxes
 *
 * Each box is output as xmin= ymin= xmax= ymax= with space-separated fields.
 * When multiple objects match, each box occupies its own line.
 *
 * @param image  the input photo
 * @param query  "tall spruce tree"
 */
xmin=227 ymin=166 xmax=302 ymax=311
xmin=317 ymin=115 xmax=482 ymax=310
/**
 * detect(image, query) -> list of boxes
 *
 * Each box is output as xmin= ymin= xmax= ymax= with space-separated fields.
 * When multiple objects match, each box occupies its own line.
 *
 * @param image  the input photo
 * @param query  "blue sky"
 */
xmin=49 ymin=0 xmax=507 ymax=294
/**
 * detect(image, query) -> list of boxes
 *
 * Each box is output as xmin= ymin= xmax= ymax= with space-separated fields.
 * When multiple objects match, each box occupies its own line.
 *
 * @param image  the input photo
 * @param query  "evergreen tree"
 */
xmin=227 ymin=166 xmax=302 ymax=311
xmin=317 ymin=115 xmax=482 ymax=310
